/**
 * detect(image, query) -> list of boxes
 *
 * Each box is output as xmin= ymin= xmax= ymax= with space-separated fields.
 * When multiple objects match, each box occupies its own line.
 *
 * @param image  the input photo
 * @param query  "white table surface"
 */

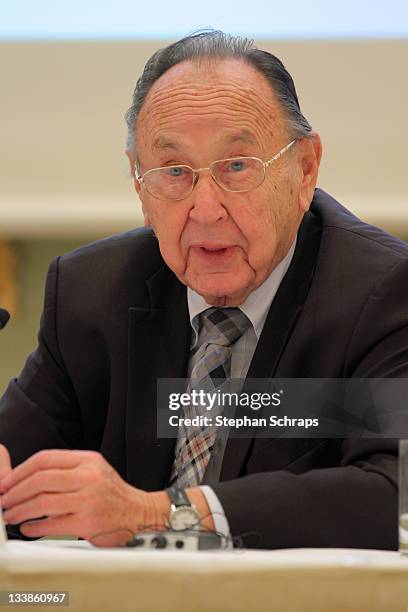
xmin=2 ymin=541 xmax=408 ymax=612
xmin=1 ymin=539 xmax=407 ymax=572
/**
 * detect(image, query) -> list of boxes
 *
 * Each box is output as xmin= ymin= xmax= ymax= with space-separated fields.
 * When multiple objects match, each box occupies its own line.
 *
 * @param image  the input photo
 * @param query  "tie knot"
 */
xmin=199 ymin=307 xmax=251 ymax=347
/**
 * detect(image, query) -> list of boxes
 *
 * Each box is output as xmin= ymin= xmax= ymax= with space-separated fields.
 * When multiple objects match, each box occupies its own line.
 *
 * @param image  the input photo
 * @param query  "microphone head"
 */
xmin=0 ymin=308 xmax=10 ymax=330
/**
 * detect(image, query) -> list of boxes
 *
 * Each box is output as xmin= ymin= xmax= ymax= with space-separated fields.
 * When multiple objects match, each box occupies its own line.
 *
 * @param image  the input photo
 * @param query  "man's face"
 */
xmin=131 ymin=58 xmax=321 ymax=306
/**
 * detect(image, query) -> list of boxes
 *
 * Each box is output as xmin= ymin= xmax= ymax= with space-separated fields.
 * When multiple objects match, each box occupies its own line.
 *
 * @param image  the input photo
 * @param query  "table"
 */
xmin=1 ymin=541 xmax=408 ymax=612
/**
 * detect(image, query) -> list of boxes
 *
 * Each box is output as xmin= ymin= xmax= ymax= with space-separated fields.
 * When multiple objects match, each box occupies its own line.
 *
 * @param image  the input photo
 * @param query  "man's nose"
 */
xmin=188 ymin=171 xmax=228 ymax=224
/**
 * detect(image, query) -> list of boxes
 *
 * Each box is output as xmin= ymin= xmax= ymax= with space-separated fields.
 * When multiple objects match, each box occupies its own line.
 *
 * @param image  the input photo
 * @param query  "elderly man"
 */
xmin=0 ymin=30 xmax=407 ymax=549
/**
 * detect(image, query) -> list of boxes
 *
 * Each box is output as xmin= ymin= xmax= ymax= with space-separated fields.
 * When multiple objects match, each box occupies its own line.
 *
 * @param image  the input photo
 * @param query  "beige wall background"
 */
xmin=0 ymin=39 xmax=407 ymax=392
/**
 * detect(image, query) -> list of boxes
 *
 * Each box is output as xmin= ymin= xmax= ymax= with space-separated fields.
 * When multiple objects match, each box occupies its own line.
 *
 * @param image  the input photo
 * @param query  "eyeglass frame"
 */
xmin=134 ymin=138 xmax=298 ymax=201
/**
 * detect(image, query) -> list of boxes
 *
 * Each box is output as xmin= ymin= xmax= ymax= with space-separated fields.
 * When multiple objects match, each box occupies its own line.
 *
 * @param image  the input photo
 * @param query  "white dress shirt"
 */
xmin=185 ymin=239 xmax=296 ymax=542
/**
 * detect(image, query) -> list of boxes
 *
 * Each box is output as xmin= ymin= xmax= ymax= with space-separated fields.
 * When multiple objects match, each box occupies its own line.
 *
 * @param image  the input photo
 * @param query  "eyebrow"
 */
xmin=152 ymin=137 xmax=180 ymax=152
xmin=224 ymin=131 xmax=258 ymax=146
xmin=152 ymin=131 xmax=258 ymax=152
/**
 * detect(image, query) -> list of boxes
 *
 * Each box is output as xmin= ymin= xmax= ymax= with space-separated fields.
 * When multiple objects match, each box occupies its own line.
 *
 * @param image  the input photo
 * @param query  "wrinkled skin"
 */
xmin=130 ymin=58 xmax=322 ymax=306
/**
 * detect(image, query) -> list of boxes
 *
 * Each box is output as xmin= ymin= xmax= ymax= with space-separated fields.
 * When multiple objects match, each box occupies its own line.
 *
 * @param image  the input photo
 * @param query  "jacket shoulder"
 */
xmin=311 ymin=188 xmax=408 ymax=264
xmin=57 ymin=227 xmax=164 ymax=284
xmin=62 ymin=227 xmax=161 ymax=263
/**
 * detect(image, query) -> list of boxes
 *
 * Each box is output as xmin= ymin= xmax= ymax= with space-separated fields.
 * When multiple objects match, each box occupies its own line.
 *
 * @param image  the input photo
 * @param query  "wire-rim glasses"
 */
xmin=135 ymin=139 xmax=297 ymax=201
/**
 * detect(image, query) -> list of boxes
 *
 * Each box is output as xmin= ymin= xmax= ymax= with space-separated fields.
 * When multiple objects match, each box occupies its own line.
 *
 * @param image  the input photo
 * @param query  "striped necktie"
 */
xmin=170 ymin=307 xmax=251 ymax=488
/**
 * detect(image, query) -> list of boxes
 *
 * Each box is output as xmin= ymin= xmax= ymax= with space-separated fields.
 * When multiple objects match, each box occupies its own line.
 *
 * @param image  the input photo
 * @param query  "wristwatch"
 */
xmin=166 ymin=485 xmax=201 ymax=531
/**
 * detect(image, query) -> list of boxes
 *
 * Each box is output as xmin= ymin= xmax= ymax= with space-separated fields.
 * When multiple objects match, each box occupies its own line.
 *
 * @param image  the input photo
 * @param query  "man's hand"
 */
xmin=0 ymin=444 xmax=12 ymax=521
xmin=0 ymin=448 xmax=171 ymax=545
xmin=0 ymin=447 xmax=215 ymax=545
xmin=0 ymin=444 xmax=12 ymax=482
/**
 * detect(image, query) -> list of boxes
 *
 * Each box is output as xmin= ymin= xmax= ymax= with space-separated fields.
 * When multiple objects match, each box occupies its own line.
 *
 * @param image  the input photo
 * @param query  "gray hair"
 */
xmin=125 ymin=29 xmax=313 ymax=155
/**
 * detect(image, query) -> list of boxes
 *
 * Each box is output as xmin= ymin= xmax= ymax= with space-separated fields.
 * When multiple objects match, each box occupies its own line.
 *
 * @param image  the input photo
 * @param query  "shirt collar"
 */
xmin=187 ymin=237 xmax=297 ymax=345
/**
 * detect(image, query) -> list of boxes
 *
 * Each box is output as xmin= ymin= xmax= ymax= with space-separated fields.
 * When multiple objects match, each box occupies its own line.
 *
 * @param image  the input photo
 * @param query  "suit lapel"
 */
xmin=126 ymin=265 xmax=191 ymax=491
xmin=125 ymin=208 xmax=323 ymax=488
xmin=220 ymin=209 xmax=323 ymax=481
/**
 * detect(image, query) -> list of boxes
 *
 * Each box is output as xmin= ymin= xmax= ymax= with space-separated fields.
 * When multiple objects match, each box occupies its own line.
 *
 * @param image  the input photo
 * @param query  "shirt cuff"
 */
xmin=199 ymin=485 xmax=232 ymax=548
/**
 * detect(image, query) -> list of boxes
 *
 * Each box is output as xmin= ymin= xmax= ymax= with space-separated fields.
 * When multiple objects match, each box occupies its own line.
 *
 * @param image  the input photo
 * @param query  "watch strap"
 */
xmin=166 ymin=485 xmax=191 ymax=507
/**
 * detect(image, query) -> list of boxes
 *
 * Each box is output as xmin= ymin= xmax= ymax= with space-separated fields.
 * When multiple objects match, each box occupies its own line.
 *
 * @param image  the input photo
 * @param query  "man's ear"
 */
xmin=298 ymin=133 xmax=322 ymax=213
xmin=126 ymin=150 xmax=151 ymax=227
xmin=126 ymin=150 xmax=140 ymax=194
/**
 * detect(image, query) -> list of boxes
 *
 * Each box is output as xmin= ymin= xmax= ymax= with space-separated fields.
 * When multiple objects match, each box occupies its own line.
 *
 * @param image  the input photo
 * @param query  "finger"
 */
xmin=1 ymin=449 xmax=97 ymax=492
xmin=3 ymin=492 xmax=79 ymax=526
xmin=1 ymin=468 xmax=82 ymax=510
xmin=20 ymin=514 xmax=97 ymax=541
xmin=0 ymin=444 xmax=12 ymax=486
xmin=21 ymin=516 xmax=132 ymax=546
xmin=20 ymin=515 xmax=78 ymax=539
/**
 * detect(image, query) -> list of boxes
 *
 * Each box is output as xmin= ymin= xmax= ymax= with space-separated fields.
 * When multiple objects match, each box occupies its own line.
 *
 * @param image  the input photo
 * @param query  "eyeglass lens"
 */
xmin=143 ymin=157 xmax=265 ymax=200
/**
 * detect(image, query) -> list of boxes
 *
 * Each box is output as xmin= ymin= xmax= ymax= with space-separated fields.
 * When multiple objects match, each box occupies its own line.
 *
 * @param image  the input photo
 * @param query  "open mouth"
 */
xmin=192 ymin=245 xmax=236 ymax=264
xmin=200 ymin=246 xmax=228 ymax=254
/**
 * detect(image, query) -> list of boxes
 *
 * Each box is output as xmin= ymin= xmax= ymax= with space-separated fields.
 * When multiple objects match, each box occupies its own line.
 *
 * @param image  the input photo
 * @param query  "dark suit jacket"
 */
xmin=1 ymin=189 xmax=408 ymax=549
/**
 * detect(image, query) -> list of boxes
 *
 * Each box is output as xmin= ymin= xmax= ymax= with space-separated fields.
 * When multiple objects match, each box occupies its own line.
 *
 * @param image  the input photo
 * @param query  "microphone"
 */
xmin=0 ymin=308 xmax=10 ymax=330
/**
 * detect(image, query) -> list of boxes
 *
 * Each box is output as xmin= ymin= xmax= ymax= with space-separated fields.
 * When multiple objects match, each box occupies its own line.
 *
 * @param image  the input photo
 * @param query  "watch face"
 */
xmin=170 ymin=506 xmax=199 ymax=531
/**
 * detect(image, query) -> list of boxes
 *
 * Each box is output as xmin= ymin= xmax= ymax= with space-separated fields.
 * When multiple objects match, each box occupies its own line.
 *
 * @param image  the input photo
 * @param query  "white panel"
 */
xmin=1 ymin=0 xmax=408 ymax=39
xmin=0 ymin=40 xmax=407 ymax=238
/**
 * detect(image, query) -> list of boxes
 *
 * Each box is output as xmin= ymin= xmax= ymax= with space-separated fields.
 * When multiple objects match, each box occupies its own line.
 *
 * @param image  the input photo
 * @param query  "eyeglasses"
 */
xmin=135 ymin=139 xmax=297 ymax=201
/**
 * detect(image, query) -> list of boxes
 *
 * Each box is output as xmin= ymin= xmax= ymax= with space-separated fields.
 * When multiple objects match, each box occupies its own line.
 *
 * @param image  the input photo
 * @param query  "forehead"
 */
xmin=135 ymin=58 xmax=286 ymax=155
